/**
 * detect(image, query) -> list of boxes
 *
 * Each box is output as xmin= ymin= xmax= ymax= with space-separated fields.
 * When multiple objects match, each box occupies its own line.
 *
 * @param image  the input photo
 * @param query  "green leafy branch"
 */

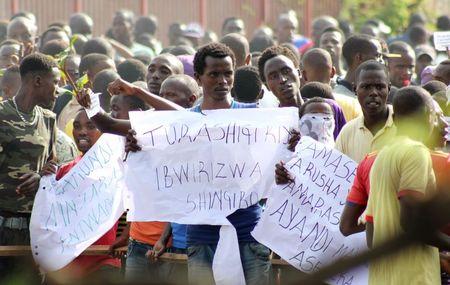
xmin=53 ymin=35 xmax=88 ymax=96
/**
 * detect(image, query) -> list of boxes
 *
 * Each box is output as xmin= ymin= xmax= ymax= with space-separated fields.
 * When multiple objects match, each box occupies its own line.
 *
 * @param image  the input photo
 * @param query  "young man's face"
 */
xmin=110 ymin=95 xmax=132 ymax=120
xmin=38 ymin=67 xmax=61 ymax=110
xmin=196 ymin=55 xmax=234 ymax=101
xmin=356 ymin=69 xmax=389 ymax=118
xmin=320 ymin=31 xmax=343 ymax=61
xmin=73 ymin=110 xmax=102 ymax=154
xmin=146 ymin=57 xmax=178 ymax=95
xmin=388 ymin=52 xmax=415 ymax=87
xmin=160 ymin=80 xmax=195 ymax=108
xmin=264 ymin=55 xmax=301 ymax=107
xmin=112 ymin=14 xmax=132 ymax=44
xmin=277 ymin=18 xmax=297 ymax=44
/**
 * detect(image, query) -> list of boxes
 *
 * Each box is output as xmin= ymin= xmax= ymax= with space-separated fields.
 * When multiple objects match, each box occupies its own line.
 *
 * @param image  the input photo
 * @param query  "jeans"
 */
xmin=187 ymin=242 xmax=272 ymax=285
xmin=125 ymin=239 xmax=173 ymax=283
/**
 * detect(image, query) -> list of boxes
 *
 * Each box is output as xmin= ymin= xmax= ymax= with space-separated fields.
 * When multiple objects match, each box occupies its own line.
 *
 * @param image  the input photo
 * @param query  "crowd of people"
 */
xmin=0 ymin=6 xmax=449 ymax=285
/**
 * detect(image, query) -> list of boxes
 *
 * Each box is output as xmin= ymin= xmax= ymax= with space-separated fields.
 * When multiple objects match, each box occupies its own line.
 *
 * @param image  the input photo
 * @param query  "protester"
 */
xmin=6 ymin=16 xmax=37 ymax=53
xmin=117 ymin=58 xmax=147 ymax=83
xmin=433 ymin=60 xmax=450 ymax=86
xmin=387 ymin=41 xmax=416 ymax=88
xmin=159 ymin=74 xmax=199 ymax=108
xmin=0 ymin=64 xmax=20 ymax=100
xmin=335 ymin=35 xmax=383 ymax=98
xmin=300 ymin=47 xmax=361 ymax=121
xmin=365 ymin=86 xmax=449 ymax=284
xmin=275 ymin=13 xmax=313 ymax=54
xmin=222 ymin=17 xmax=246 ymax=37
xmin=92 ymin=69 xmax=121 ymax=112
xmin=47 ymin=109 xmax=121 ymax=282
xmin=69 ymin=13 xmax=93 ymax=38
xmin=335 ymin=60 xmax=396 ymax=163
xmin=146 ymin=53 xmax=184 ymax=96
xmin=311 ymin=15 xmax=339 ymax=47
xmin=0 ymin=39 xmax=21 ymax=69
xmin=220 ymin=33 xmax=251 ymax=67
xmin=231 ymin=65 xmax=263 ymax=104
xmin=319 ymin=27 xmax=345 ymax=78
xmin=0 ymin=53 xmax=59 ymax=281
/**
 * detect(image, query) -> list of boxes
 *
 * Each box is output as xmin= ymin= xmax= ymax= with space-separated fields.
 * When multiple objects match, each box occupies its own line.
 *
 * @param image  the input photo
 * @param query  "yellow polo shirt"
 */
xmin=334 ymin=93 xmax=362 ymax=122
xmin=365 ymin=136 xmax=439 ymax=285
xmin=335 ymin=106 xmax=396 ymax=163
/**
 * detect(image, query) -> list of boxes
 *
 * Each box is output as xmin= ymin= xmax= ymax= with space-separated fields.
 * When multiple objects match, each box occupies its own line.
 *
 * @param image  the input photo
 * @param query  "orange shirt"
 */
xmin=129 ymin=221 xmax=171 ymax=246
xmin=346 ymin=150 xmax=450 ymax=234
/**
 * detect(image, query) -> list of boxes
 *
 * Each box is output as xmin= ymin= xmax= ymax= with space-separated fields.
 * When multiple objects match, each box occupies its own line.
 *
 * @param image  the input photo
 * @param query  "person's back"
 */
xmin=366 ymin=86 xmax=440 ymax=285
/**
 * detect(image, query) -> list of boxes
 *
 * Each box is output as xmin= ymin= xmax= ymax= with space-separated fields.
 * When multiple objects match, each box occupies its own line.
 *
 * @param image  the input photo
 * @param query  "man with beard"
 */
xmin=335 ymin=60 xmax=396 ymax=162
xmin=0 ymin=53 xmax=59 ymax=280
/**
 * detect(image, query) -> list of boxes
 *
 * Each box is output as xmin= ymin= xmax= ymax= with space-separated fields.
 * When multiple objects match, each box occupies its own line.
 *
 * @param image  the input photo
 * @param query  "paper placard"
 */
xmin=252 ymin=136 xmax=369 ymax=285
xmin=433 ymin=31 xmax=450 ymax=51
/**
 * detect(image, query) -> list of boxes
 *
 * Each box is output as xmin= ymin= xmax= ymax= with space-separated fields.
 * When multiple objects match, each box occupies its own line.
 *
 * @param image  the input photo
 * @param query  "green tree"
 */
xmin=341 ymin=0 xmax=425 ymax=35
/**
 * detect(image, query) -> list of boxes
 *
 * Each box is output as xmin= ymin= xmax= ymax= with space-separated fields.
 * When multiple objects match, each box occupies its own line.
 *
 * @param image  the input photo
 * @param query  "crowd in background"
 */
xmin=0 ymin=7 xmax=450 ymax=285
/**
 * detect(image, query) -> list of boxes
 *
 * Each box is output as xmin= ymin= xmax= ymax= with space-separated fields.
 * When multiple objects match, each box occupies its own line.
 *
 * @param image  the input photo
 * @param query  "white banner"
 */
xmin=30 ymin=134 xmax=126 ymax=272
xmin=124 ymin=107 xmax=298 ymax=285
xmin=124 ymin=108 xmax=298 ymax=222
xmin=252 ymin=136 xmax=369 ymax=285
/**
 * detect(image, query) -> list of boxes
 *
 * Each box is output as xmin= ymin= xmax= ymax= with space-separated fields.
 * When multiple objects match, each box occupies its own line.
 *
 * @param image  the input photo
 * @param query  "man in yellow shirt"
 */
xmin=365 ymin=86 xmax=446 ymax=285
xmin=335 ymin=60 xmax=396 ymax=162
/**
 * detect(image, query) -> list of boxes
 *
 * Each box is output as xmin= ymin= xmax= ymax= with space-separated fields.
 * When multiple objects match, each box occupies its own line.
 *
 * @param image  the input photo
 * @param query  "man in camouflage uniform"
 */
xmin=0 ymin=53 xmax=60 ymax=278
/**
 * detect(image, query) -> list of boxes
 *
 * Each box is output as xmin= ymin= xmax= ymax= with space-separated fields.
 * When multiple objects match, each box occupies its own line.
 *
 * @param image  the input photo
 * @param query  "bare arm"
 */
xmin=340 ymin=203 xmax=366 ymax=236
xmin=90 ymin=111 xmax=131 ymax=136
xmin=107 ymin=79 xmax=185 ymax=111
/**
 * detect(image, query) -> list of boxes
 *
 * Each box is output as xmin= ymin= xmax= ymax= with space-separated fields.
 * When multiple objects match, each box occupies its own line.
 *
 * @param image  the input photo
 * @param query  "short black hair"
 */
xmin=169 ymin=45 xmax=196 ymax=56
xmin=93 ymin=69 xmax=120 ymax=112
xmin=249 ymin=34 xmax=275 ymax=53
xmin=437 ymin=15 xmax=450 ymax=31
xmin=117 ymin=58 xmax=147 ymax=83
xmin=19 ymin=53 xmax=58 ymax=78
xmin=134 ymin=15 xmax=158 ymax=36
xmin=40 ymin=26 xmax=67 ymax=46
xmin=388 ymin=41 xmax=414 ymax=55
xmin=232 ymin=66 xmax=262 ymax=103
xmin=258 ymin=45 xmax=299 ymax=82
xmin=321 ymin=26 xmax=345 ymax=38
xmin=342 ymin=34 xmax=377 ymax=66
xmin=220 ymin=33 xmax=249 ymax=65
xmin=300 ymin=82 xmax=334 ymax=100
xmin=422 ymin=80 xmax=447 ymax=96
xmin=393 ymin=86 xmax=432 ymax=119
xmin=299 ymin=97 xmax=332 ymax=118
xmin=193 ymin=42 xmax=235 ymax=75
xmin=10 ymin=11 xmax=35 ymax=22
xmin=222 ymin=17 xmax=242 ymax=32
xmin=41 ymin=39 xmax=69 ymax=57
xmin=79 ymin=53 xmax=111 ymax=75
xmin=122 ymin=95 xmax=148 ymax=111
xmin=0 ymin=39 xmax=21 ymax=47
xmin=82 ymin=37 xmax=114 ymax=58
xmin=115 ymin=10 xmax=134 ymax=25
xmin=355 ymin=59 xmax=389 ymax=84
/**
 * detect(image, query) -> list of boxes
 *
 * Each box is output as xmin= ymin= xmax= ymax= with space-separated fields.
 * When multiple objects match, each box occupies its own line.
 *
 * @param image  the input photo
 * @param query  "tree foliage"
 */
xmin=341 ymin=0 xmax=425 ymax=34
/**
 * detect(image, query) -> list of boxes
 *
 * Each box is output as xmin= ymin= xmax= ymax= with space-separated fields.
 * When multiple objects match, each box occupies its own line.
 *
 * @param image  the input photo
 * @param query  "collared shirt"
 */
xmin=335 ymin=106 xmax=396 ymax=163
xmin=333 ymin=93 xmax=362 ymax=122
xmin=365 ymin=137 xmax=439 ymax=285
